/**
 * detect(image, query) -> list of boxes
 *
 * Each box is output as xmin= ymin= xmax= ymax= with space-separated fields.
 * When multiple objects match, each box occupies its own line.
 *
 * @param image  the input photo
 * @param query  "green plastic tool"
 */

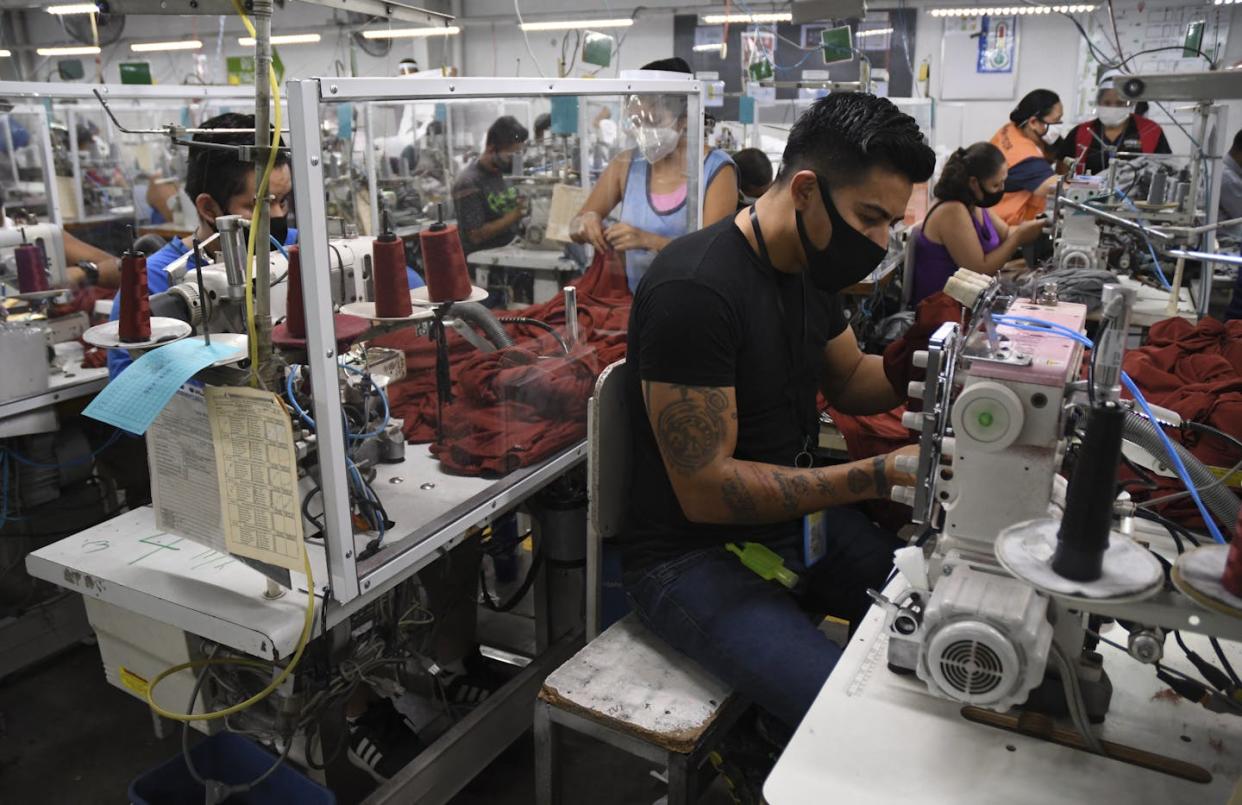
xmin=725 ymin=542 xmax=800 ymax=590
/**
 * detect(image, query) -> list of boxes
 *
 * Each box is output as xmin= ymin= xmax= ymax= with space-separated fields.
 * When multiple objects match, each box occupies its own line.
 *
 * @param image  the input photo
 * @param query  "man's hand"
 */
xmin=571 ymin=211 xmax=609 ymax=253
xmin=604 ymin=222 xmax=651 ymax=252
xmin=883 ymin=445 xmax=920 ymax=492
xmin=502 ymin=197 xmax=528 ymax=227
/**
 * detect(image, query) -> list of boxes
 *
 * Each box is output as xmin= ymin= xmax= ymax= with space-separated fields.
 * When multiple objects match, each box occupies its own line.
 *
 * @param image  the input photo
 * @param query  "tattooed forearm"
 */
xmin=846 ymin=465 xmax=871 ymax=494
xmin=770 ymin=470 xmax=801 ymax=516
xmin=721 ymin=470 xmax=759 ymax=520
xmin=871 ymin=455 xmax=888 ymax=498
xmin=656 ymin=384 xmax=730 ymax=475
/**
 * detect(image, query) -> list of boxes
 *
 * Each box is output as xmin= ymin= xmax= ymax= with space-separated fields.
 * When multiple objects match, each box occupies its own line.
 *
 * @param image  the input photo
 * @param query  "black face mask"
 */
xmin=269 ymin=216 xmax=289 ymax=250
xmin=796 ymin=175 xmax=888 ymax=294
xmin=976 ymin=186 xmax=1005 ymax=208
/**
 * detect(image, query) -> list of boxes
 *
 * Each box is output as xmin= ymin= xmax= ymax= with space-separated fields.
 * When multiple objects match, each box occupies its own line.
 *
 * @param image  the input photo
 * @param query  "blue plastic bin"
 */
xmin=129 ymin=732 xmax=335 ymax=805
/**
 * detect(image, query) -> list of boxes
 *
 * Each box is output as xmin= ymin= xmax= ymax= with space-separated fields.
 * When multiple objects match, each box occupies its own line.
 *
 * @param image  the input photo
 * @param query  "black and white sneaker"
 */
xmin=346 ymin=700 xmax=425 ymax=783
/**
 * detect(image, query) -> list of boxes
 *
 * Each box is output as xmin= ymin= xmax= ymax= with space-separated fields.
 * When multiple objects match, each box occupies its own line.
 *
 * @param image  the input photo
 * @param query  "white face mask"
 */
xmin=635 ymin=126 xmax=681 ymax=164
xmin=1097 ymin=106 xmax=1130 ymax=128
xmin=1040 ymin=122 xmax=1063 ymax=145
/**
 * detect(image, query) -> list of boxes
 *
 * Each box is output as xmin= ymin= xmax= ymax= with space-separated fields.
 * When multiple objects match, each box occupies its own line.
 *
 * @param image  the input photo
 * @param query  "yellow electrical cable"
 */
xmin=144 ymin=551 xmax=316 ymax=723
xmin=232 ymin=0 xmax=283 ymax=388
xmin=141 ymin=4 xmax=314 ymax=724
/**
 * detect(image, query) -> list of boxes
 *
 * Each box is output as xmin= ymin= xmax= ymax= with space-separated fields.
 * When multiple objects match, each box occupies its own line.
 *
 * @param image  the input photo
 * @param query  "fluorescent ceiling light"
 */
xmin=36 ymin=45 xmax=102 ymax=56
xmin=46 ymin=3 xmax=100 ymax=14
xmin=0 ymin=50 xmax=10 ymax=58
xmin=928 ymin=5 xmax=1096 ymax=16
xmin=518 ymin=19 xmax=634 ymax=31
xmin=131 ymin=39 xmax=204 ymax=53
xmin=701 ymin=13 xmax=792 ymax=24
xmin=361 ymin=26 xmax=462 ymax=39
xmin=238 ymin=33 xmax=322 ymax=46
xmin=1215 ymin=0 xmax=1239 ymax=5
xmin=854 ymin=28 xmax=895 ymax=37
xmin=693 ymin=43 xmax=726 ymax=52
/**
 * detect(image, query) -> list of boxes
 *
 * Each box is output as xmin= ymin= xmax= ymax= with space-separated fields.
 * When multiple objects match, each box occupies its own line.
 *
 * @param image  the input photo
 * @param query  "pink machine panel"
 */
xmin=975 ymin=299 xmax=1088 ymax=388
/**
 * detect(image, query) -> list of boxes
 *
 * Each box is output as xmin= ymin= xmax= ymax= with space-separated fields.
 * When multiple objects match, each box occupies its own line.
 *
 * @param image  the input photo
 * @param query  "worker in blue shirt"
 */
xmin=109 ymin=112 xmax=424 ymax=377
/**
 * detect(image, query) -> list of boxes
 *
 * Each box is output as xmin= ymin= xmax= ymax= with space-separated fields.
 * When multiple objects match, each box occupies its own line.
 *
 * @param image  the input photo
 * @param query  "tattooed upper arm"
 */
xmin=642 ymin=381 xmax=738 ymax=478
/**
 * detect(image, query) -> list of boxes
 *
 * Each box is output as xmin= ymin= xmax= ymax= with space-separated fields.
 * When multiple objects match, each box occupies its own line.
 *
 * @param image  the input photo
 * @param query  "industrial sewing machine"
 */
xmin=1047 ymin=71 xmax=1240 ymax=319
xmin=876 ymin=270 xmax=1242 ymax=739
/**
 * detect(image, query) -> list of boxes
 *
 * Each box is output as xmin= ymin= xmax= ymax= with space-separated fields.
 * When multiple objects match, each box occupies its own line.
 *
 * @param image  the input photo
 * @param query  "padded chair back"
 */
xmin=901 ymin=224 xmax=920 ymax=310
xmin=586 ymin=359 xmax=631 ymax=639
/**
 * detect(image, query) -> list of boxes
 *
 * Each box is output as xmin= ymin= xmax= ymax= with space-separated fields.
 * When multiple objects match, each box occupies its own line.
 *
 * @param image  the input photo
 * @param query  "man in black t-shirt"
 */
xmin=623 ymin=93 xmax=935 ymax=730
xmin=452 ymin=115 xmax=528 ymax=255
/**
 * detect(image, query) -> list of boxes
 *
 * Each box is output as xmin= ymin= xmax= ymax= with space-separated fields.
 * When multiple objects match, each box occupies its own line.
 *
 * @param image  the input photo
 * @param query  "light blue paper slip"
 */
xmin=84 ymin=339 xmax=242 ymax=435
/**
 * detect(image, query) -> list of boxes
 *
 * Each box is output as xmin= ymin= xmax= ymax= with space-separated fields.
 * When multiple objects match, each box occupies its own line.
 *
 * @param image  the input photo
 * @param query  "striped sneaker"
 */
xmin=346 ymin=701 xmax=424 ymax=783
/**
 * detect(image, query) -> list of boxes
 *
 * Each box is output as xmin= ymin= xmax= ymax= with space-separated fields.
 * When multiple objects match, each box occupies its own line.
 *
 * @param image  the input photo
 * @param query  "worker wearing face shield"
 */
xmin=1057 ymin=73 xmax=1171 ymax=176
xmin=570 ymin=58 xmax=739 ymax=293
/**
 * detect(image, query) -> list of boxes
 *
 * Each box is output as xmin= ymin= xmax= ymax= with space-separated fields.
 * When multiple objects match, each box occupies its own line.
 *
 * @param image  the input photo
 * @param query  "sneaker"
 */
xmin=346 ymin=699 xmax=425 ymax=783
xmin=437 ymin=651 xmax=506 ymax=707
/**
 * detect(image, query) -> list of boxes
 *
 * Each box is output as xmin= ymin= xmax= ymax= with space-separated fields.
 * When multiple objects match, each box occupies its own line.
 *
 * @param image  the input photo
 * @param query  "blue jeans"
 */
xmin=624 ymin=507 xmax=901 ymax=729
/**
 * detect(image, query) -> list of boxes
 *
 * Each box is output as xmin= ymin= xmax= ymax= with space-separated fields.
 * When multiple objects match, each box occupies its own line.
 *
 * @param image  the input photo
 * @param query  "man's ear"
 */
xmin=789 ymin=170 xmax=819 ymax=211
xmin=193 ymin=193 xmax=223 ymax=227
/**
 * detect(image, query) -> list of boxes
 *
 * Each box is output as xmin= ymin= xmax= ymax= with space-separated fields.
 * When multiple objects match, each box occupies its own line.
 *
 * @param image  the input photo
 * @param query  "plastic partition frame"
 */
xmin=288 ymin=76 xmax=705 ymax=605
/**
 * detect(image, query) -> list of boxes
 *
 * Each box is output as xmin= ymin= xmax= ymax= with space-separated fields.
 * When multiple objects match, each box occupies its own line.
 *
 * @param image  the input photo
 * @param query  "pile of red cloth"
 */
xmin=376 ymin=250 xmax=631 ymax=476
xmin=1121 ymin=317 xmax=1242 ymax=528
xmin=46 ymin=285 xmax=116 ymax=369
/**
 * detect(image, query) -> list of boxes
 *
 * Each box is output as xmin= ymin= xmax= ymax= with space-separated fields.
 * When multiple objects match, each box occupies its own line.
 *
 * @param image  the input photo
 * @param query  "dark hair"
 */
xmin=1009 ymin=89 xmax=1061 ymax=125
xmin=641 ymin=57 xmax=691 ymax=74
xmin=732 ymin=148 xmax=773 ymax=193
xmin=1135 ymin=101 xmax=1150 ymax=117
xmin=534 ymin=113 xmax=552 ymax=137
xmin=1233 ymin=129 xmax=1242 ymax=154
xmin=777 ymin=93 xmax=935 ymax=187
xmin=485 ymin=115 xmax=529 ymax=150
xmin=934 ymin=143 xmax=1005 ymax=206
xmin=185 ymin=113 xmax=289 ymax=210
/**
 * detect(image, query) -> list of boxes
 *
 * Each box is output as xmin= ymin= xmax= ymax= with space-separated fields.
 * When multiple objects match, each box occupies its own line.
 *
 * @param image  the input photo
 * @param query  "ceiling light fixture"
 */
xmin=46 ymin=4 xmax=100 ymax=15
xmin=693 ymin=43 xmax=727 ymax=51
xmin=518 ymin=19 xmax=635 ymax=32
xmin=361 ymin=26 xmax=462 ymax=39
xmin=854 ymin=27 xmax=895 ymax=37
xmin=131 ymin=40 xmax=204 ymax=53
xmin=238 ymin=33 xmax=322 ymax=46
xmin=701 ymin=13 xmax=793 ymax=24
xmin=36 ymin=45 xmax=102 ymax=56
xmin=928 ymin=5 xmax=1096 ymax=16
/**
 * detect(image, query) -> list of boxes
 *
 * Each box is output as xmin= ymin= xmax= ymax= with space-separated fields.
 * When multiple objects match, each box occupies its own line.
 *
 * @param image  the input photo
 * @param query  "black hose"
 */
xmin=480 ymin=549 xmax=544 ymax=613
xmin=498 ymin=316 xmax=570 ymax=354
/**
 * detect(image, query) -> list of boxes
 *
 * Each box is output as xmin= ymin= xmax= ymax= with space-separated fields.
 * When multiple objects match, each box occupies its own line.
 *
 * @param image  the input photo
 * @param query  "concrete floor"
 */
xmin=0 ymin=642 xmax=726 ymax=805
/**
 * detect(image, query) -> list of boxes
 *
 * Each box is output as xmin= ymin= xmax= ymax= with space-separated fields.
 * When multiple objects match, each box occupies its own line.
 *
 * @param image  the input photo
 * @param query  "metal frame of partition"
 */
xmin=287 ymin=76 xmax=705 ymax=605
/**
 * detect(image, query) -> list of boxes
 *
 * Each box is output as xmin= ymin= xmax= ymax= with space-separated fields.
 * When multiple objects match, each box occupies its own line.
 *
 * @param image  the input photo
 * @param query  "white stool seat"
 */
xmin=539 ymin=613 xmax=732 ymax=754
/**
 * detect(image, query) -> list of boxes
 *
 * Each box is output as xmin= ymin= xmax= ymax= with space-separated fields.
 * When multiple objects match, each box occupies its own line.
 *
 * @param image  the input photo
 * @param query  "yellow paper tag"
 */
xmin=119 ymin=666 xmax=149 ymax=697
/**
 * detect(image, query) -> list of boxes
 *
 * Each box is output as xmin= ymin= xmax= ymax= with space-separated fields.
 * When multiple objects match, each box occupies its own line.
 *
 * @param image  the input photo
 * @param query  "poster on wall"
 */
xmin=741 ymin=30 xmax=777 ymax=80
xmin=976 ymin=15 xmax=1017 ymax=73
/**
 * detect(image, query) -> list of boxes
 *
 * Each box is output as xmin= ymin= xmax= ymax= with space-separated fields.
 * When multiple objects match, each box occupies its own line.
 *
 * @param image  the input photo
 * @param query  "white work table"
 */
xmin=466 ymin=243 xmax=577 ymax=274
xmin=765 ymin=578 xmax=1242 ymax=804
xmin=0 ymin=364 xmax=109 ymax=422
xmin=27 ymin=440 xmax=586 ymax=660
xmin=1116 ymin=274 xmax=1198 ymax=328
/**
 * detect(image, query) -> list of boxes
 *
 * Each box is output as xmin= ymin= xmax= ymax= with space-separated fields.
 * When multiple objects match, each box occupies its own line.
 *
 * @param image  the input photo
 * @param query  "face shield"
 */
xmin=624 ymin=95 xmax=684 ymax=164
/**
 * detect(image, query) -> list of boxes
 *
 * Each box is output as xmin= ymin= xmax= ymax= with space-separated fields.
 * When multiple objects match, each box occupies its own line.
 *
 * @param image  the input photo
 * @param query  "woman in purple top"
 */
xmin=911 ymin=142 xmax=1044 ymax=305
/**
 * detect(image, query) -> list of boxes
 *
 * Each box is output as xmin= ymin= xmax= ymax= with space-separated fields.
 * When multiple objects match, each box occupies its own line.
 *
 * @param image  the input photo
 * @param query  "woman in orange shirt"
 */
xmin=989 ymin=89 xmax=1064 ymax=226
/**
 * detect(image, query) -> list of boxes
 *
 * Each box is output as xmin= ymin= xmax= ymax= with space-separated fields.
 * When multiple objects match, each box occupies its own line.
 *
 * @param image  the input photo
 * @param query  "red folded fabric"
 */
xmin=882 ymin=292 xmax=964 ymax=408
xmin=1121 ymin=316 xmax=1242 ymax=528
xmin=380 ymin=250 xmax=632 ymax=476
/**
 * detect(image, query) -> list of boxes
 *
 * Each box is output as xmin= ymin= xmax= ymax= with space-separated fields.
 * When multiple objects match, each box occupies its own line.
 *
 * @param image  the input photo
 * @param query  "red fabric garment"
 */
xmin=380 ymin=250 xmax=631 ymax=476
xmin=42 ymin=285 xmax=117 ymax=369
xmin=1121 ymin=317 xmax=1242 ymax=528
xmin=883 ymin=291 xmax=965 ymax=408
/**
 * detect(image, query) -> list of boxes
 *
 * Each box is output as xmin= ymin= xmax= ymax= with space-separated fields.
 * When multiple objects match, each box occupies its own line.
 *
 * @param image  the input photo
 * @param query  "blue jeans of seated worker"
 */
xmin=624 ymin=506 xmax=901 ymax=730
